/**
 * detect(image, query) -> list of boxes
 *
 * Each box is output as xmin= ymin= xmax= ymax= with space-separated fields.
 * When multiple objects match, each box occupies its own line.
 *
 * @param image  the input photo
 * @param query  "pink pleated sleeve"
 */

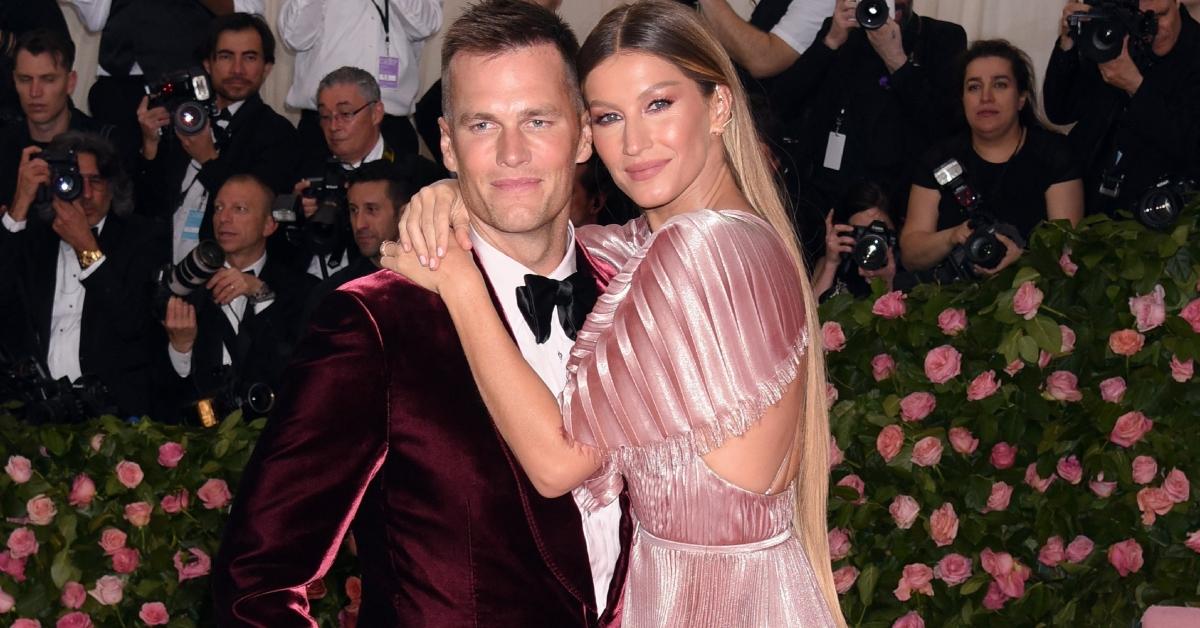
xmin=563 ymin=210 xmax=811 ymax=509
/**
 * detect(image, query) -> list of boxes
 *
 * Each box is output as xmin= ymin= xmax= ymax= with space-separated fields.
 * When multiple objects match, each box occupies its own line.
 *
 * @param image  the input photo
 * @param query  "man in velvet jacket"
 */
xmin=212 ymin=2 xmax=630 ymax=626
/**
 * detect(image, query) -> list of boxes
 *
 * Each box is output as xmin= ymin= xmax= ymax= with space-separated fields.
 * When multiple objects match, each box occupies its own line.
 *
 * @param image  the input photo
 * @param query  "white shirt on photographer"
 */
xmin=772 ymin=0 xmax=838 ymax=55
xmin=167 ymin=253 xmax=272 ymax=378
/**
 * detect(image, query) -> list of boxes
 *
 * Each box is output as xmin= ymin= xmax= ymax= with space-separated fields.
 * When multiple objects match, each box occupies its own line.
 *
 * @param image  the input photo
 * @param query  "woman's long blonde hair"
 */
xmin=578 ymin=1 xmax=844 ymax=622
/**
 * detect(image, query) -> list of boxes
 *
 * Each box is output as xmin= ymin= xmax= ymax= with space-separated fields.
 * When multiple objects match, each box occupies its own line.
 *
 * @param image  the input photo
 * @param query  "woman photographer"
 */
xmin=812 ymin=181 xmax=905 ymax=300
xmin=900 ymin=39 xmax=1083 ymax=277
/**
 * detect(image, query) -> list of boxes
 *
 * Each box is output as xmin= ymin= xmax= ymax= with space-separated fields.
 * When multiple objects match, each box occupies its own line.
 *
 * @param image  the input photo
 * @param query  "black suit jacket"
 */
xmin=0 ymin=212 xmax=158 ymax=417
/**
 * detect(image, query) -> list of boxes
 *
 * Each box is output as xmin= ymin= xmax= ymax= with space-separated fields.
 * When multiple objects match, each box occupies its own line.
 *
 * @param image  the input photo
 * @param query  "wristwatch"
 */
xmin=77 ymin=249 xmax=103 ymax=270
xmin=247 ymin=281 xmax=275 ymax=305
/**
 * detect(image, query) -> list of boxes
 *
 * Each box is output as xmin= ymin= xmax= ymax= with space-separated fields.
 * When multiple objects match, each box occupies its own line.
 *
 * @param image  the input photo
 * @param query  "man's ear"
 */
xmin=438 ymin=116 xmax=458 ymax=174
xmin=203 ymin=58 xmax=212 ymax=76
xmin=709 ymin=84 xmax=734 ymax=135
xmin=371 ymin=100 xmax=385 ymax=126
xmin=262 ymin=213 xmax=278 ymax=239
xmin=67 ymin=70 xmax=77 ymax=97
xmin=575 ymin=112 xmax=593 ymax=165
xmin=263 ymin=62 xmax=274 ymax=81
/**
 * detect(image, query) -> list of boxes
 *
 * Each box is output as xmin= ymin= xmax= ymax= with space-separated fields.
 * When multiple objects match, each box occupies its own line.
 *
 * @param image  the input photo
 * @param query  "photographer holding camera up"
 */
xmin=812 ymin=181 xmax=907 ymax=299
xmin=902 ymin=40 xmax=1083 ymax=281
xmin=1044 ymin=0 xmax=1200 ymax=217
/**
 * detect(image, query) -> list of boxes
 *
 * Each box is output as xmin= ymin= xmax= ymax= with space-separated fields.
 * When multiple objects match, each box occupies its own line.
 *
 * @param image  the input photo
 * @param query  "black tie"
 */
xmin=515 ymin=271 xmax=597 ymax=344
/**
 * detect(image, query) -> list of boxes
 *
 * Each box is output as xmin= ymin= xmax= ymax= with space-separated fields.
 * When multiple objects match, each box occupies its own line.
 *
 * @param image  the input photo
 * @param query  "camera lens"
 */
xmin=1137 ymin=190 xmax=1180 ymax=231
xmin=168 ymin=240 xmax=225 ymax=297
xmin=854 ymin=234 xmax=889 ymax=271
xmin=244 ymin=383 xmax=275 ymax=415
xmin=965 ymin=232 xmax=1005 ymax=269
xmin=856 ymin=0 xmax=890 ymax=30
xmin=174 ymin=101 xmax=209 ymax=135
xmin=53 ymin=171 xmax=83 ymax=201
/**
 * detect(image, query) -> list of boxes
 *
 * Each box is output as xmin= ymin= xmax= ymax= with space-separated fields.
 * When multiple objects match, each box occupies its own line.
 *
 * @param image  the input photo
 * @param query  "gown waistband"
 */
xmin=637 ymin=527 xmax=795 ymax=554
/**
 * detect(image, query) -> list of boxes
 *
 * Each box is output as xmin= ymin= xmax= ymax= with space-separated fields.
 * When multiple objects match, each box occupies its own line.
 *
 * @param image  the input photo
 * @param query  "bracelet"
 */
xmin=248 ymin=282 xmax=275 ymax=305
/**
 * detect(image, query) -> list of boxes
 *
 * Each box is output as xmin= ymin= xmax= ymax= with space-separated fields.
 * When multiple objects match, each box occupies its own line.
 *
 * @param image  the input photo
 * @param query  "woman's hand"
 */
xmin=398 ymin=179 xmax=472 ymax=270
xmin=823 ymin=210 xmax=856 ymax=261
xmin=972 ymin=233 xmax=1023 ymax=278
xmin=380 ymin=229 xmax=482 ymax=296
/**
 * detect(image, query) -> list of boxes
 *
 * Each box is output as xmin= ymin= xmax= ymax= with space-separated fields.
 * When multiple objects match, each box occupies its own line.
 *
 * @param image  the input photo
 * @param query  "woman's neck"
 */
xmin=644 ymin=160 xmax=749 ymax=232
xmin=972 ymin=122 xmax=1026 ymax=164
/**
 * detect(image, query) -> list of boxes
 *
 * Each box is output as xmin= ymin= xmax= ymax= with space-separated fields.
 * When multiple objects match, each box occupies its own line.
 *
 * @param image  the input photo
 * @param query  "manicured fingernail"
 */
xmin=419 ymin=255 xmax=427 ymax=266
xmin=437 ymin=247 xmax=444 ymax=257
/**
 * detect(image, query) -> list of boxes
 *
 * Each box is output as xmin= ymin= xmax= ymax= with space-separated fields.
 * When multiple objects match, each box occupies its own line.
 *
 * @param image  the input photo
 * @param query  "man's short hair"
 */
xmin=222 ymin=173 xmax=276 ymax=216
xmin=317 ymin=67 xmax=382 ymax=106
xmin=350 ymin=155 xmax=443 ymax=212
xmin=200 ymin=13 xmax=276 ymax=64
xmin=47 ymin=131 xmax=133 ymax=216
xmin=14 ymin=28 xmax=76 ymax=71
xmin=440 ymin=0 xmax=582 ymax=117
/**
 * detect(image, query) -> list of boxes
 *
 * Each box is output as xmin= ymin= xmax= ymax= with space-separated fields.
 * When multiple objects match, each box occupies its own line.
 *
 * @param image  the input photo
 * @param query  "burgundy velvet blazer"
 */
xmin=212 ymin=246 xmax=629 ymax=627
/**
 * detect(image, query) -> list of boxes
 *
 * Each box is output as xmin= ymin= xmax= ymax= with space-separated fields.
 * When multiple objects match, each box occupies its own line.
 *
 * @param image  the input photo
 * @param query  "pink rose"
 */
xmin=872 ymin=290 xmax=907 ymax=319
xmin=1059 ymin=248 xmax=1078 ymax=277
xmin=1066 ymin=535 xmax=1094 ymax=563
xmin=1164 ymin=468 xmax=1190 ymax=504
xmin=61 ymin=581 xmax=86 ymax=609
xmin=0 ymin=587 xmax=12 ymax=613
xmin=0 ymin=552 xmax=26 ymax=582
xmin=26 ymin=495 xmax=56 ymax=526
xmin=989 ymin=442 xmax=1017 ymax=470
xmin=1090 ymin=473 xmax=1117 ymax=498
xmin=1110 ymin=411 xmax=1153 ymax=448
xmin=982 ymin=580 xmax=1009 ymax=610
xmin=1012 ymin=281 xmax=1044 ymax=320
xmin=982 ymin=482 xmax=1013 ymax=513
xmin=892 ymin=611 xmax=925 ymax=628
xmin=174 ymin=547 xmax=212 ymax=582
xmin=138 ymin=602 xmax=169 ymax=626
xmin=12 ymin=619 xmax=40 ymax=628
xmin=1107 ymin=538 xmax=1144 ymax=576
xmin=826 ymin=382 xmax=839 ymax=408
xmin=339 ymin=607 xmax=359 ymax=628
xmin=157 ymin=442 xmax=186 ymax=468
xmin=911 ymin=437 xmax=943 ymax=467
xmin=56 ymin=612 xmax=93 ymax=628
xmin=6 ymin=528 xmax=37 ymax=560
xmin=1057 ymin=455 xmax=1083 ymax=485
xmin=98 ymin=528 xmax=126 ymax=555
xmin=876 ymin=425 xmax=904 ymax=463
xmin=937 ymin=308 xmax=967 ymax=336
xmin=889 ymin=495 xmax=920 ymax=529
xmin=198 ymin=478 xmax=233 ymax=510
xmin=822 ymin=321 xmax=846 ymax=352
xmin=966 ymin=370 xmax=1000 ymax=401
xmin=1024 ymin=463 xmax=1057 ymax=493
xmin=1129 ymin=284 xmax=1166 ymax=332
xmin=111 ymin=547 xmax=140 ymax=574
xmin=871 ymin=353 xmax=896 ymax=381
xmin=893 ymin=563 xmax=934 ymax=601
xmin=115 ymin=460 xmax=144 ymax=489
xmin=1038 ymin=350 xmax=1052 ymax=370
xmin=162 ymin=489 xmax=190 ymax=514
xmin=346 ymin=576 xmax=362 ymax=603
xmin=1180 ymin=298 xmax=1200 ymax=333
xmin=1186 ymin=530 xmax=1200 ymax=554
xmin=934 ymin=553 xmax=973 ymax=586
xmin=1132 ymin=456 xmax=1158 ymax=485
xmin=948 ymin=427 xmax=979 ymax=455
xmin=980 ymin=548 xmax=1031 ymax=599
xmin=67 ymin=474 xmax=96 ymax=509
xmin=1044 ymin=371 xmax=1083 ymax=402
xmin=5 ymin=455 xmax=32 ymax=484
xmin=87 ymin=575 xmax=123 ymax=606
xmin=900 ymin=392 xmax=936 ymax=422
xmin=837 ymin=474 xmax=865 ymax=504
xmin=1038 ymin=536 xmax=1065 ymax=567
xmin=1171 ymin=356 xmax=1194 ymax=383
xmin=1137 ymin=487 xmax=1174 ymax=525
xmin=1003 ymin=359 xmax=1025 ymax=377
xmin=923 ymin=345 xmax=962 ymax=384
xmin=832 ymin=566 xmax=859 ymax=594
xmin=828 ymin=528 xmax=851 ymax=560
xmin=89 ymin=434 xmax=105 ymax=452
xmin=929 ymin=503 xmax=959 ymax=547
xmin=1100 ymin=376 xmax=1127 ymax=403
xmin=124 ymin=501 xmax=152 ymax=528
xmin=1109 ymin=329 xmax=1146 ymax=356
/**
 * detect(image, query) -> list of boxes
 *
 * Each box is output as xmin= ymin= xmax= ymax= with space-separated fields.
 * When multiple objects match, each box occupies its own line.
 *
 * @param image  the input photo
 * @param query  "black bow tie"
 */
xmin=214 ymin=108 xmax=233 ymax=123
xmin=515 ymin=271 xmax=597 ymax=344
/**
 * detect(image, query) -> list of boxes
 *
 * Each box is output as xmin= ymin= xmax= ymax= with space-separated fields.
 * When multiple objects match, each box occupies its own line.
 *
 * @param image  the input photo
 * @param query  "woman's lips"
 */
xmin=624 ymin=159 xmax=669 ymax=182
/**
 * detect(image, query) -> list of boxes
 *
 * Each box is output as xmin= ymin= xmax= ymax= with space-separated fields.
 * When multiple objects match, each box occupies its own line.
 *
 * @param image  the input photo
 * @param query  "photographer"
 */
xmin=0 ymin=131 xmax=157 ymax=419
xmin=0 ymin=0 xmax=69 ymax=129
xmin=1044 ymin=0 xmax=1200 ymax=216
xmin=812 ymin=181 xmax=905 ymax=299
xmin=770 ymin=0 xmax=966 ymax=223
xmin=135 ymin=12 xmax=299 ymax=266
xmin=902 ymin=40 xmax=1083 ymax=277
xmin=697 ymin=0 xmax=834 ymax=78
xmin=162 ymin=175 xmax=315 ymax=421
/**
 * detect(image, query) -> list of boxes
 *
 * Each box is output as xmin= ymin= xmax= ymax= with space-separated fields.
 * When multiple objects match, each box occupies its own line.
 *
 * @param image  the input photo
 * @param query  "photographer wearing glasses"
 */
xmin=1044 ymin=0 xmax=1200 ymax=216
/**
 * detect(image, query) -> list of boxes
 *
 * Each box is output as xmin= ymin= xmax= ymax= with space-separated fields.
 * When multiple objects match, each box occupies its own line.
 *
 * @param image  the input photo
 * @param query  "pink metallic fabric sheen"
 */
xmin=565 ymin=210 xmax=837 ymax=626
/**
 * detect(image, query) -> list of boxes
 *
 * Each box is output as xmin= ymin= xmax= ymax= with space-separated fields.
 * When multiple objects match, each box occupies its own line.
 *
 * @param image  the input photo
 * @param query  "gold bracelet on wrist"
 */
xmin=77 ymin=249 xmax=103 ymax=270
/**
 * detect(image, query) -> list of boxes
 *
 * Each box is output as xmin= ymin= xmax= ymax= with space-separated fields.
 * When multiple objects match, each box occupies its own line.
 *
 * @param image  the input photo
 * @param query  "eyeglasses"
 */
xmin=318 ymin=101 xmax=377 ymax=127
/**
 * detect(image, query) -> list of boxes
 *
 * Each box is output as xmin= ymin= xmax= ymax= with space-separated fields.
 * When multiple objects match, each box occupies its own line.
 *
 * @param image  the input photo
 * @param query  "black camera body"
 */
xmin=856 ymin=0 xmax=894 ymax=30
xmin=273 ymin=159 xmax=350 ymax=257
xmin=930 ymin=159 xmax=1026 ymax=283
xmin=34 ymin=148 xmax=83 ymax=207
xmin=146 ymin=68 xmax=218 ymax=136
xmin=188 ymin=365 xmax=275 ymax=426
xmin=1067 ymin=0 xmax=1158 ymax=65
xmin=1133 ymin=176 xmax=1196 ymax=230
xmin=153 ymin=240 xmax=226 ymax=318
xmin=840 ymin=220 xmax=897 ymax=272
xmin=0 ymin=353 xmax=116 ymax=424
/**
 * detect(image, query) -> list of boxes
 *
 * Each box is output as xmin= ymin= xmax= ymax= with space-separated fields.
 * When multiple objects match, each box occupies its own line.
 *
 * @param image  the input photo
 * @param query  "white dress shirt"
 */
xmin=470 ymin=225 xmax=622 ymax=614
xmin=1 ymin=214 xmax=108 ymax=382
xmin=772 ymin=0 xmax=837 ymax=55
xmin=63 ymin=0 xmax=265 ymax=76
xmin=168 ymin=253 xmax=273 ymax=378
xmin=278 ymin=0 xmax=442 ymax=116
xmin=172 ymin=100 xmax=242 ymax=263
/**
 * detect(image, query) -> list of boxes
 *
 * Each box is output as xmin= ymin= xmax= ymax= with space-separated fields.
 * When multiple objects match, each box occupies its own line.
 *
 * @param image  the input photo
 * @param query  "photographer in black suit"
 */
xmin=0 ymin=131 xmax=157 ymax=418
xmin=135 ymin=12 xmax=299 ymax=267
xmin=162 ymin=174 xmax=315 ymax=421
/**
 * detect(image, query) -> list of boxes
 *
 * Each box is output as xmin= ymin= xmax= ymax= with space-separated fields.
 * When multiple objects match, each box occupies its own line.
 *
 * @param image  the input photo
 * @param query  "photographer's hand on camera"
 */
xmin=971 ymin=231 xmax=1022 ymax=278
xmin=867 ymin=19 xmax=908 ymax=72
xmin=137 ymin=96 xmax=171 ymax=161
xmin=176 ymin=122 xmax=220 ymax=165
xmin=50 ymin=197 xmax=99 ymax=256
xmin=859 ymin=247 xmax=897 ymax=287
xmin=1098 ymin=39 xmax=1144 ymax=95
xmin=10 ymin=146 xmax=50 ymax=222
xmin=1058 ymin=2 xmax=1091 ymax=51
xmin=824 ymin=0 xmax=859 ymax=50
xmin=163 ymin=296 xmax=198 ymax=354
xmin=293 ymin=179 xmax=318 ymax=219
xmin=206 ymin=267 xmax=265 ymax=306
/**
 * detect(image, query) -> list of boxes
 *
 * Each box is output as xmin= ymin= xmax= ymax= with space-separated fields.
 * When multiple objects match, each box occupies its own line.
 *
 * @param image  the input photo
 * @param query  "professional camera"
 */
xmin=146 ymin=68 xmax=218 ymax=136
xmin=1132 ymin=176 xmax=1196 ymax=231
xmin=188 ymin=366 xmax=275 ymax=427
xmin=153 ymin=240 xmax=226 ymax=318
xmin=856 ymin=0 xmax=895 ymax=30
xmin=840 ymin=220 xmax=897 ymax=272
xmin=1066 ymin=0 xmax=1158 ymax=65
xmin=273 ymin=159 xmax=350 ymax=256
xmin=0 ymin=352 xmax=117 ymax=424
xmin=930 ymin=159 xmax=1025 ymax=283
xmin=34 ymin=148 xmax=83 ymax=206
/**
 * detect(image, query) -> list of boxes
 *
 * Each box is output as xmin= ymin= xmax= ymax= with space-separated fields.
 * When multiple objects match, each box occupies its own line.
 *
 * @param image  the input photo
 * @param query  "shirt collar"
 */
xmin=469 ymin=222 xmax=578 ymax=294
xmin=225 ymin=251 xmax=267 ymax=275
xmin=92 ymin=215 xmax=107 ymax=236
xmin=346 ymin=134 xmax=386 ymax=169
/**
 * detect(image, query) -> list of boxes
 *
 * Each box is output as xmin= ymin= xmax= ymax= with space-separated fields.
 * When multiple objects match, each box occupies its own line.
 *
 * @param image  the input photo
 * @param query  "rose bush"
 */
xmin=821 ymin=209 xmax=1200 ymax=626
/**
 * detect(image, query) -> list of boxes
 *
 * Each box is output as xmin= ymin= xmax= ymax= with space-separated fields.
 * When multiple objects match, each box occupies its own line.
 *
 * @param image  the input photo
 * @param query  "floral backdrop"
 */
xmin=1 ymin=207 xmax=1199 ymax=626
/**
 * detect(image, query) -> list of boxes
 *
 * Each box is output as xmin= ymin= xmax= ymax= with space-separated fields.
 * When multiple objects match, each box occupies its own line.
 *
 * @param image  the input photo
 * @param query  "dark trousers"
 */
xmin=297 ymin=109 xmax=418 ymax=163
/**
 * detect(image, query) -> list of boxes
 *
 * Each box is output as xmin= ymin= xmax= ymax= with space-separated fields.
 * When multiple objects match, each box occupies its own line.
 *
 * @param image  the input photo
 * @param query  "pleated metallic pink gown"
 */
xmin=564 ymin=210 xmax=838 ymax=627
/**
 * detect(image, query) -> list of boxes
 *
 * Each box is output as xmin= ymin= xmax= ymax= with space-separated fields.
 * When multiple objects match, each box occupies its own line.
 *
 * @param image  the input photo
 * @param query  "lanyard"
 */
xmin=370 ymin=0 xmax=391 ymax=49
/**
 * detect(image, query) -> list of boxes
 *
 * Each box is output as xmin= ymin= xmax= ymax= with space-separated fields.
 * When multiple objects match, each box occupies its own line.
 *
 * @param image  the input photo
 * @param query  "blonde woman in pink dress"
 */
xmin=387 ymin=1 xmax=845 ymax=625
